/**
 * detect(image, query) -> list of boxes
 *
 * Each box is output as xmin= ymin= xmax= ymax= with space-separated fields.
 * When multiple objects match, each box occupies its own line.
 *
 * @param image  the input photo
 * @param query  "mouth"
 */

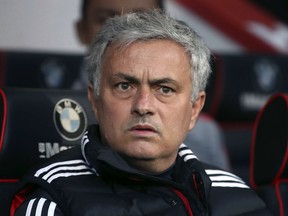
xmin=129 ymin=124 xmax=158 ymax=135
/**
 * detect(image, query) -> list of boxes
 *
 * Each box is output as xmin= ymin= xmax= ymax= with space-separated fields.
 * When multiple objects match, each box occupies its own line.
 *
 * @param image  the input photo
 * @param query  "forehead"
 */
xmin=113 ymin=40 xmax=186 ymax=59
xmin=87 ymin=0 xmax=160 ymax=14
xmin=102 ymin=40 xmax=191 ymax=78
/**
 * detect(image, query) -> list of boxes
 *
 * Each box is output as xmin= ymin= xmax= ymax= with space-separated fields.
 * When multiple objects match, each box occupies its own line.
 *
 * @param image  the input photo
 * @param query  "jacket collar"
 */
xmin=81 ymin=125 xmax=211 ymax=196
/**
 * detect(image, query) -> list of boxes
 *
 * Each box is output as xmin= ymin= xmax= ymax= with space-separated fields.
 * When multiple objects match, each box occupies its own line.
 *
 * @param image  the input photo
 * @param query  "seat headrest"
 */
xmin=204 ymin=54 xmax=288 ymax=123
xmin=250 ymin=93 xmax=288 ymax=187
xmin=1 ymin=51 xmax=84 ymax=89
xmin=0 ymin=87 xmax=95 ymax=179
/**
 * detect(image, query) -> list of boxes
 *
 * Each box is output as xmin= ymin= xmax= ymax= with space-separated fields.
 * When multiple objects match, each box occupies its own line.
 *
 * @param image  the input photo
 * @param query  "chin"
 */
xmin=121 ymin=149 xmax=158 ymax=161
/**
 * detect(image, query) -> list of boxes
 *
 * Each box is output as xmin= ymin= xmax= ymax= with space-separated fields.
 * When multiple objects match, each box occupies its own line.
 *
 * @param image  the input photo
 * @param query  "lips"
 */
xmin=129 ymin=124 xmax=157 ymax=133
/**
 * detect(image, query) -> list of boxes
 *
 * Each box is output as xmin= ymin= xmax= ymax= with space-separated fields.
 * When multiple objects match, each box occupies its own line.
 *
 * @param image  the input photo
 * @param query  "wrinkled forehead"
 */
xmin=101 ymin=40 xmax=191 ymax=78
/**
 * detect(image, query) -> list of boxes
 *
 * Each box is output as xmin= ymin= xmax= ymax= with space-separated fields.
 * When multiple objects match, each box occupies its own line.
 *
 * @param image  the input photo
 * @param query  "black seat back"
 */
xmin=250 ymin=93 xmax=288 ymax=216
xmin=0 ymin=87 xmax=95 ymax=215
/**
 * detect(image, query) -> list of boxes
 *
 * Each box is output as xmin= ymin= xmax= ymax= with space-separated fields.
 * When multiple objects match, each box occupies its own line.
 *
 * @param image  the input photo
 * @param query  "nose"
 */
xmin=131 ymin=87 xmax=155 ymax=116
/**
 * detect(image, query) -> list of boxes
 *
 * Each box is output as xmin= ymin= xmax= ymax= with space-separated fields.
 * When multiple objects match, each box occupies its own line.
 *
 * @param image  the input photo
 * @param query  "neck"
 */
xmin=123 ymin=155 xmax=177 ymax=174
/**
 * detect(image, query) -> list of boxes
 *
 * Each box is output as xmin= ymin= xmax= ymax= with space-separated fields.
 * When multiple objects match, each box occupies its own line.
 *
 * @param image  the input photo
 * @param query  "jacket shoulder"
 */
xmin=24 ymin=146 xmax=94 ymax=185
xmin=12 ymin=147 xmax=94 ymax=215
xmin=201 ymin=164 xmax=272 ymax=216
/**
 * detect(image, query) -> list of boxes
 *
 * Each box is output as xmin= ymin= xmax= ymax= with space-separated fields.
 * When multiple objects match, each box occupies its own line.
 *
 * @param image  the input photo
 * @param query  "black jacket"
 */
xmin=11 ymin=125 xmax=272 ymax=216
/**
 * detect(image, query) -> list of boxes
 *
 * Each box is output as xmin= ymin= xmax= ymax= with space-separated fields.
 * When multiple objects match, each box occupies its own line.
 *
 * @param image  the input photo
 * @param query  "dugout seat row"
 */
xmin=1 ymin=91 xmax=287 ymax=215
xmin=1 ymin=51 xmax=287 ymax=214
xmin=2 ymin=50 xmax=288 ymax=183
xmin=0 ymin=87 xmax=95 ymax=215
xmin=250 ymin=93 xmax=288 ymax=216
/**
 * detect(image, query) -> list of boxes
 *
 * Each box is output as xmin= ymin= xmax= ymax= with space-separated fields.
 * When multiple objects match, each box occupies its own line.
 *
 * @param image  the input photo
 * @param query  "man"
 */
xmin=11 ymin=10 xmax=271 ymax=216
xmin=75 ymin=0 xmax=163 ymax=48
xmin=73 ymin=0 xmax=230 ymax=171
xmin=73 ymin=0 xmax=163 ymax=89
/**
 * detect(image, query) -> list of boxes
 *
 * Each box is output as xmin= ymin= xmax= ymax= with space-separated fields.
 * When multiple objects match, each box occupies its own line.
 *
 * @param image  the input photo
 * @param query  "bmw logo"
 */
xmin=54 ymin=99 xmax=87 ymax=141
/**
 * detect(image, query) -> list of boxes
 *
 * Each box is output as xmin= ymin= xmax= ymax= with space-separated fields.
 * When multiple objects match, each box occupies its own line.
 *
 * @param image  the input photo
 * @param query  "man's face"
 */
xmin=77 ymin=0 xmax=160 ymax=46
xmin=89 ymin=40 xmax=205 ymax=172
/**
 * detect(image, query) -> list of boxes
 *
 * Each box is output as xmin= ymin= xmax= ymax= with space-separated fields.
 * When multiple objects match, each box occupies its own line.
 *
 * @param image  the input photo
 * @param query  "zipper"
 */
xmin=172 ymin=188 xmax=194 ymax=216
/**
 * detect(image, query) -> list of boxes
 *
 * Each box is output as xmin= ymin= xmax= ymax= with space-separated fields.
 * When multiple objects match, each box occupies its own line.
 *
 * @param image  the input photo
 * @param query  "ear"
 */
xmin=88 ymin=84 xmax=99 ymax=121
xmin=188 ymin=91 xmax=206 ymax=130
xmin=75 ymin=20 xmax=90 ymax=46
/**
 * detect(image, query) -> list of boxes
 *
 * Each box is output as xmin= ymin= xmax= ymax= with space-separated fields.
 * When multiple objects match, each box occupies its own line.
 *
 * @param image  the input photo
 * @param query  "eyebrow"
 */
xmin=113 ymin=73 xmax=140 ymax=84
xmin=112 ymin=72 xmax=179 ymax=86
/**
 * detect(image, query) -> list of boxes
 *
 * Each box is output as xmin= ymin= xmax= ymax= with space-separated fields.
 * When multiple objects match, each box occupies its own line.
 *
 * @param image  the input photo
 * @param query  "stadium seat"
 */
xmin=0 ymin=87 xmax=95 ymax=216
xmin=204 ymin=53 xmax=288 ymax=183
xmin=250 ymin=93 xmax=288 ymax=216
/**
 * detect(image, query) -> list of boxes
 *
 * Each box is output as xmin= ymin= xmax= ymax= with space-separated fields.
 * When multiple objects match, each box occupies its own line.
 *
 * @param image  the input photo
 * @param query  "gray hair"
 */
xmin=86 ymin=9 xmax=212 ymax=102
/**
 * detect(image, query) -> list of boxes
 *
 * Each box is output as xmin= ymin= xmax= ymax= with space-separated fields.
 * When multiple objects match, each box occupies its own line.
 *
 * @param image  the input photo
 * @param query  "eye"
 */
xmin=159 ymin=86 xmax=174 ymax=95
xmin=116 ymin=82 xmax=131 ymax=91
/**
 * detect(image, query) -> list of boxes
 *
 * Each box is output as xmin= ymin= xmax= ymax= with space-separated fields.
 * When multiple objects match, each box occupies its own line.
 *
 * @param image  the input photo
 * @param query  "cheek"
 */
xmin=171 ymin=103 xmax=192 ymax=122
xmin=98 ymin=99 xmax=130 ymax=125
xmin=165 ymin=103 xmax=193 ymax=132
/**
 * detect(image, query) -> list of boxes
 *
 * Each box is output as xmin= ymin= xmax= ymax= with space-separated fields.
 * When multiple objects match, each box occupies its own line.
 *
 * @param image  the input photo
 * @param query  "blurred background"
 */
xmin=0 ymin=0 xmax=288 ymax=183
xmin=0 ymin=0 xmax=82 ymax=53
xmin=0 ymin=0 xmax=287 ymax=53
